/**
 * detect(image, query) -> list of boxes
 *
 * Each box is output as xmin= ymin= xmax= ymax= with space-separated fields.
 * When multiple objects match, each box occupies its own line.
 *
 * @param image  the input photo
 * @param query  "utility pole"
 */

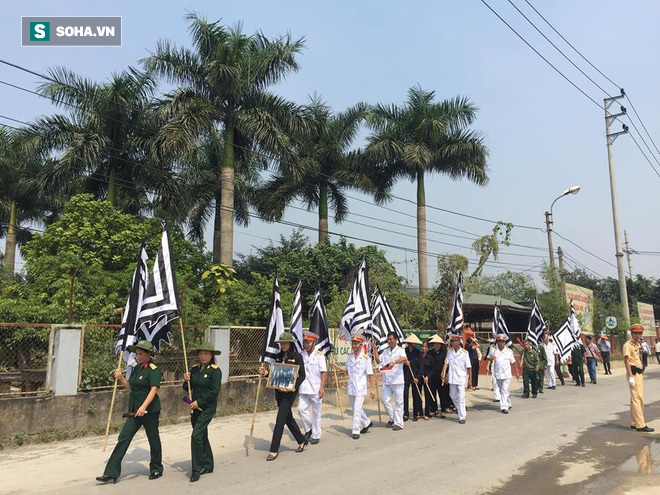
xmin=624 ymin=230 xmax=634 ymax=280
xmin=545 ymin=211 xmax=555 ymax=271
xmin=604 ymin=89 xmax=631 ymax=328
xmin=557 ymin=246 xmax=566 ymax=300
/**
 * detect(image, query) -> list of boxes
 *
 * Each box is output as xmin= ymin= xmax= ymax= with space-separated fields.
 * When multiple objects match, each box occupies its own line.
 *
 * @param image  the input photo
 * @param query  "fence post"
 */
xmin=51 ymin=326 xmax=82 ymax=396
xmin=45 ymin=324 xmax=55 ymax=394
xmin=209 ymin=326 xmax=230 ymax=384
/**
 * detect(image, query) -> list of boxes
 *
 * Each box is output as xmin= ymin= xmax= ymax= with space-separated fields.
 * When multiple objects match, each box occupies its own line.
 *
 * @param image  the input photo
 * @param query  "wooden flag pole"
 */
xmin=102 ymin=352 xmax=124 ymax=452
xmin=374 ymin=367 xmax=382 ymax=423
xmin=330 ymin=354 xmax=344 ymax=421
xmin=406 ymin=363 xmax=425 ymax=415
xmin=248 ymin=365 xmax=264 ymax=449
xmin=178 ymin=319 xmax=193 ymax=402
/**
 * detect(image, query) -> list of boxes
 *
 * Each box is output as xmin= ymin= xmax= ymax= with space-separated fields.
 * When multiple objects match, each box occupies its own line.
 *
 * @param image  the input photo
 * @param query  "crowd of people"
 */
xmin=95 ymin=324 xmax=655 ymax=484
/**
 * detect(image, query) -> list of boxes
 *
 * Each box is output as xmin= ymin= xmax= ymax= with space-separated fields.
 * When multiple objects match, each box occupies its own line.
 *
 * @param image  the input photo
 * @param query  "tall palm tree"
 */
xmin=365 ymin=86 xmax=489 ymax=294
xmin=256 ymin=96 xmax=388 ymax=243
xmin=143 ymin=13 xmax=308 ymax=265
xmin=24 ymin=67 xmax=182 ymax=217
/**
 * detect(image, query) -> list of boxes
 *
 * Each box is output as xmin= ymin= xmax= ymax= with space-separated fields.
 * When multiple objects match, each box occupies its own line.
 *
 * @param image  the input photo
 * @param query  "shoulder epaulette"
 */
xmin=317 ymin=350 xmax=323 ymax=355
xmin=210 ymin=364 xmax=219 ymax=369
xmin=460 ymin=349 xmax=468 ymax=353
xmin=192 ymin=363 xmax=200 ymax=368
xmin=149 ymin=363 xmax=157 ymax=370
xmin=363 ymin=353 xmax=369 ymax=359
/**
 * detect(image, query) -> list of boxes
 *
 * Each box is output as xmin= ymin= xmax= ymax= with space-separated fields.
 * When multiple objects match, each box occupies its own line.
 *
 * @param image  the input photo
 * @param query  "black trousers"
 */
xmin=404 ymin=381 xmax=423 ymax=417
xmin=471 ymin=360 xmax=480 ymax=388
xmin=601 ymin=351 xmax=611 ymax=374
xmin=574 ymin=362 xmax=585 ymax=386
xmin=555 ymin=363 xmax=565 ymax=385
xmin=270 ymin=391 xmax=305 ymax=453
xmin=642 ymin=353 xmax=649 ymax=368
xmin=656 ymin=352 xmax=660 ymax=365
xmin=429 ymin=376 xmax=441 ymax=414
xmin=421 ymin=379 xmax=434 ymax=416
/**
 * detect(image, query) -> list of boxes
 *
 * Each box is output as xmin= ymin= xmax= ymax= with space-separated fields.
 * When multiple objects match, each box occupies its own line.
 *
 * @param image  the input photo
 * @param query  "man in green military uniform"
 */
xmin=536 ymin=339 xmax=548 ymax=393
xmin=184 ymin=342 xmax=222 ymax=482
xmin=521 ymin=340 xmax=540 ymax=399
xmin=97 ymin=340 xmax=163 ymax=484
xmin=571 ymin=341 xmax=586 ymax=387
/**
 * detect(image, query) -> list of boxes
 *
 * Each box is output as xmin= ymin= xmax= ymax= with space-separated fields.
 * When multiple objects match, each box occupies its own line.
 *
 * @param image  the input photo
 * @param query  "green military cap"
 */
xmin=191 ymin=341 xmax=222 ymax=355
xmin=275 ymin=331 xmax=296 ymax=344
xmin=127 ymin=340 xmax=157 ymax=354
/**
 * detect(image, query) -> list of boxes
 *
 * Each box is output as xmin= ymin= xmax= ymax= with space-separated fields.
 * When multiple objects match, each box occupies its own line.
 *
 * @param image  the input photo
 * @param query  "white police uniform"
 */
xmin=347 ymin=351 xmax=373 ymax=435
xmin=379 ymin=345 xmax=406 ymax=428
xmin=297 ymin=349 xmax=327 ymax=441
xmin=446 ymin=346 xmax=471 ymax=421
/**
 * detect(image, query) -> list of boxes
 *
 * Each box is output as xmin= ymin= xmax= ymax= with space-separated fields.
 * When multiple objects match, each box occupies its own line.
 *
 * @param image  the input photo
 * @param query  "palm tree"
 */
xmin=24 ymin=67 xmax=182 ymax=217
xmin=143 ymin=13 xmax=308 ymax=265
xmin=365 ymin=86 xmax=489 ymax=294
xmin=256 ymin=96 xmax=388 ymax=243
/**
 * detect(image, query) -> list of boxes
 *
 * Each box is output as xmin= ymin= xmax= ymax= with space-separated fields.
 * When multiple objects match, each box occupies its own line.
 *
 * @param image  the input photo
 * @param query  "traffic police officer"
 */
xmin=625 ymin=324 xmax=654 ymax=432
xmin=96 ymin=340 xmax=162 ymax=484
xmin=442 ymin=335 xmax=472 ymax=424
xmin=184 ymin=342 xmax=222 ymax=482
xmin=297 ymin=331 xmax=327 ymax=444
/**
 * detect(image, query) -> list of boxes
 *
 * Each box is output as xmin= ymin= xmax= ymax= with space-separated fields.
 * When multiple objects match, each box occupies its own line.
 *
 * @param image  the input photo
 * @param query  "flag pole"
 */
xmin=248 ymin=364 xmax=265 ymax=449
xmin=102 ymin=352 xmax=124 ymax=452
xmin=330 ymin=353 xmax=344 ymax=421
xmin=406 ymin=362 xmax=425 ymax=415
xmin=178 ymin=319 xmax=193 ymax=403
xmin=370 ymin=336 xmax=382 ymax=423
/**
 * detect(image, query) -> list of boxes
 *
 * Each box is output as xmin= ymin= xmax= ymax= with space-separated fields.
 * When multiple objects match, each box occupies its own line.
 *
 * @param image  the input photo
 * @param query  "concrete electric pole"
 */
xmin=624 ymin=229 xmax=634 ymax=280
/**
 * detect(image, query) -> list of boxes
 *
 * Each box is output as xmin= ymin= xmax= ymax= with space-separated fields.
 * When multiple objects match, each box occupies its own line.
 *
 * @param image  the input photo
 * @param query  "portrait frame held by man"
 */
xmin=266 ymin=363 xmax=300 ymax=391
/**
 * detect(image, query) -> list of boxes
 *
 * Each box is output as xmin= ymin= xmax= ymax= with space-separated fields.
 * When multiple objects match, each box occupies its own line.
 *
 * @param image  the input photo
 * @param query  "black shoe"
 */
xmin=352 ymin=434 xmax=360 ymax=440
xmin=538 ymin=390 xmax=544 ymax=394
xmin=594 ymin=381 xmax=597 ymax=385
xmin=403 ymin=416 xmax=409 ymax=422
xmin=522 ymin=395 xmax=529 ymax=399
xmin=266 ymin=453 xmax=278 ymax=461
xmin=501 ymin=409 xmax=509 ymax=414
xmin=190 ymin=471 xmax=200 ymax=483
xmin=492 ymin=399 xmax=499 ymax=402
xmin=200 ymin=468 xmax=213 ymax=475
xmin=305 ymin=430 xmax=312 ymax=440
xmin=581 ymin=384 xmax=585 ymax=387
xmin=532 ymin=394 xmax=538 ymax=398
xmin=631 ymin=425 xmax=637 ymax=430
xmin=96 ymin=475 xmax=117 ymax=484
xmin=386 ymin=421 xmax=394 ymax=428
xmin=412 ymin=416 xmax=418 ymax=422
xmin=149 ymin=472 xmax=162 ymax=480
xmin=575 ymin=383 xmax=580 ymax=386
xmin=360 ymin=421 xmax=373 ymax=434
xmin=295 ymin=440 xmax=308 ymax=453
xmin=310 ymin=438 xmax=319 ymax=445
xmin=637 ymin=426 xmax=655 ymax=432
xmin=458 ymin=420 xmax=466 ymax=424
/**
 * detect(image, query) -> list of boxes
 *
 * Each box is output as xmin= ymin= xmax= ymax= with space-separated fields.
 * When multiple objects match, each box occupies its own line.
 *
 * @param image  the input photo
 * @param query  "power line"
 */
xmin=553 ymin=229 xmax=617 ymax=269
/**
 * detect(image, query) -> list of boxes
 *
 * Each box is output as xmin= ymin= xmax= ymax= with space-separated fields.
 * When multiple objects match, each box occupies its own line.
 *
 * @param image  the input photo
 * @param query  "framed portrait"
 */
xmin=266 ymin=363 xmax=300 ymax=391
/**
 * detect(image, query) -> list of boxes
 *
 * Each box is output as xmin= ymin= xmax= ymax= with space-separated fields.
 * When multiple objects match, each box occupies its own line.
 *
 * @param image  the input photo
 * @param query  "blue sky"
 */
xmin=2 ymin=0 xmax=659 ymax=286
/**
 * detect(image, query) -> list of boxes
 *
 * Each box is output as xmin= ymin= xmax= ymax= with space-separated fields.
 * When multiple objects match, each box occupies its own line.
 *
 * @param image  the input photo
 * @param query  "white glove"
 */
xmin=628 ymin=377 xmax=636 ymax=388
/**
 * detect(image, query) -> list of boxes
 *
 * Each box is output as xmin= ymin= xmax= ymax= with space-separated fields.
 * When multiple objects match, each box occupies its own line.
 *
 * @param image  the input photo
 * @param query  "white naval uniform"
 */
xmin=297 ymin=349 xmax=327 ymax=440
xmin=491 ymin=346 xmax=515 ymax=411
xmin=545 ymin=342 xmax=558 ymax=388
xmin=346 ymin=352 xmax=373 ymax=435
xmin=446 ymin=347 xmax=471 ymax=421
xmin=487 ymin=347 xmax=501 ymax=401
xmin=379 ymin=345 xmax=406 ymax=428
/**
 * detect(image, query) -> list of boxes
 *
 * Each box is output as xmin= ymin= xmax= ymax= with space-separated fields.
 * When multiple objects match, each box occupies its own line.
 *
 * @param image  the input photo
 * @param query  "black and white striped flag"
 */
xmin=553 ymin=319 xmax=578 ymax=363
xmin=526 ymin=297 xmax=547 ymax=348
xmin=260 ymin=277 xmax=285 ymax=364
xmin=115 ymin=242 xmax=149 ymax=368
xmin=289 ymin=280 xmax=303 ymax=352
xmin=493 ymin=305 xmax=513 ymax=347
xmin=310 ymin=290 xmax=331 ymax=356
xmin=136 ymin=222 xmax=180 ymax=351
xmin=568 ymin=300 xmax=582 ymax=339
xmin=368 ymin=287 xmax=404 ymax=353
xmin=445 ymin=272 xmax=464 ymax=338
xmin=339 ymin=259 xmax=371 ymax=341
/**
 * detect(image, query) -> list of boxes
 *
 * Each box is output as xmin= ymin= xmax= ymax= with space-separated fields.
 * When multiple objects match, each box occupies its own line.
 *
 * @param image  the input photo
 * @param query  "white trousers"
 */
xmin=297 ymin=393 xmax=323 ymax=440
xmin=348 ymin=395 xmax=370 ymax=435
xmin=449 ymin=384 xmax=467 ymax=421
xmin=382 ymin=383 xmax=404 ymax=428
xmin=492 ymin=374 xmax=501 ymax=401
xmin=495 ymin=378 xmax=511 ymax=411
xmin=545 ymin=365 xmax=556 ymax=388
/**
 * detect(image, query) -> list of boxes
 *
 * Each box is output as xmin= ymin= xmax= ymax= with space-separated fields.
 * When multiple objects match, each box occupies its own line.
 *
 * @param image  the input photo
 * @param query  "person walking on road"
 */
xmin=571 ymin=341 xmax=586 ymax=387
xmin=183 ymin=342 xmax=222 ymax=482
xmin=543 ymin=335 xmax=558 ymax=389
xmin=487 ymin=334 xmax=517 ymax=414
xmin=418 ymin=340 xmax=434 ymax=420
xmin=624 ymin=324 xmax=654 ymax=432
xmin=654 ymin=338 xmax=660 ymax=365
xmin=402 ymin=334 xmax=423 ymax=421
xmin=521 ymin=340 xmax=540 ymax=398
xmin=297 ymin=331 xmax=327 ymax=445
xmin=598 ymin=335 xmax=612 ymax=375
xmin=584 ymin=336 xmax=601 ymax=385
xmin=427 ymin=335 xmax=449 ymax=417
xmin=536 ymin=339 xmax=548 ymax=393
xmin=96 ymin=340 xmax=163 ymax=484
xmin=442 ymin=335 xmax=472 ymax=424
xmin=374 ymin=332 xmax=407 ymax=431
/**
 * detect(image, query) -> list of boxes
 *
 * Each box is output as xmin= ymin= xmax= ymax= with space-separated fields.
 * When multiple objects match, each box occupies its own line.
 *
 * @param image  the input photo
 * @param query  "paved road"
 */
xmin=1 ymin=362 xmax=659 ymax=495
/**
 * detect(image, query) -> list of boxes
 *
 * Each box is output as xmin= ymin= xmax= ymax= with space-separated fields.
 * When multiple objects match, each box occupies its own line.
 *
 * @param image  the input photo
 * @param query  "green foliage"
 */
xmin=472 ymin=271 xmax=537 ymax=303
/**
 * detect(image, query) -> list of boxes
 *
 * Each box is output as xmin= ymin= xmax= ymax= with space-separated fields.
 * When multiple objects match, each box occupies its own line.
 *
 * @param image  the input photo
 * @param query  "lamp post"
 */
xmin=545 ymin=186 xmax=580 ymax=273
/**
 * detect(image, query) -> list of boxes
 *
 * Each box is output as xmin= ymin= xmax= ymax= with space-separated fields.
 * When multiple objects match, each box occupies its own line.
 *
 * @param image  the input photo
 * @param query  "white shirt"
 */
xmin=346 ymin=352 xmax=373 ymax=396
xmin=445 ymin=347 xmax=471 ymax=385
xmin=655 ymin=342 xmax=660 ymax=353
xmin=489 ymin=346 xmax=515 ymax=380
xmin=299 ymin=349 xmax=327 ymax=395
xmin=545 ymin=342 xmax=558 ymax=365
xmin=379 ymin=346 xmax=406 ymax=386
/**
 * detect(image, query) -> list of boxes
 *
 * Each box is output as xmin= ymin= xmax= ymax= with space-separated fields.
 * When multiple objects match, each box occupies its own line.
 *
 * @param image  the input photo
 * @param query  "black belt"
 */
xmin=631 ymin=366 xmax=644 ymax=375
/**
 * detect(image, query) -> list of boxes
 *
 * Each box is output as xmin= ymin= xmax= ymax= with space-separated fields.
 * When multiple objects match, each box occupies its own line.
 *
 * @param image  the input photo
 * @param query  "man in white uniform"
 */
xmin=374 ymin=332 xmax=407 ymax=431
xmin=297 ymin=331 xmax=327 ymax=444
xmin=442 ymin=335 xmax=472 ymax=424
xmin=332 ymin=332 xmax=375 ymax=439
xmin=543 ymin=335 xmax=558 ymax=390
xmin=487 ymin=334 xmax=517 ymax=413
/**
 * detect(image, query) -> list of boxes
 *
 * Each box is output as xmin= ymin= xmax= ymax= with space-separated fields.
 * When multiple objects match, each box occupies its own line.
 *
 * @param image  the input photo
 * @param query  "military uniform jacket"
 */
xmin=183 ymin=363 xmax=222 ymax=411
xmin=537 ymin=344 xmax=548 ymax=367
xmin=275 ymin=350 xmax=306 ymax=391
xmin=299 ymin=349 xmax=327 ymax=395
xmin=521 ymin=349 xmax=540 ymax=370
xmin=129 ymin=361 xmax=161 ymax=413
xmin=571 ymin=344 xmax=586 ymax=364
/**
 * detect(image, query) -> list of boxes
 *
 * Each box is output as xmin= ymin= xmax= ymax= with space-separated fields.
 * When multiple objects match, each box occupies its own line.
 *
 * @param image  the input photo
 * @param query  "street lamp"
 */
xmin=545 ymin=186 xmax=581 ymax=270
